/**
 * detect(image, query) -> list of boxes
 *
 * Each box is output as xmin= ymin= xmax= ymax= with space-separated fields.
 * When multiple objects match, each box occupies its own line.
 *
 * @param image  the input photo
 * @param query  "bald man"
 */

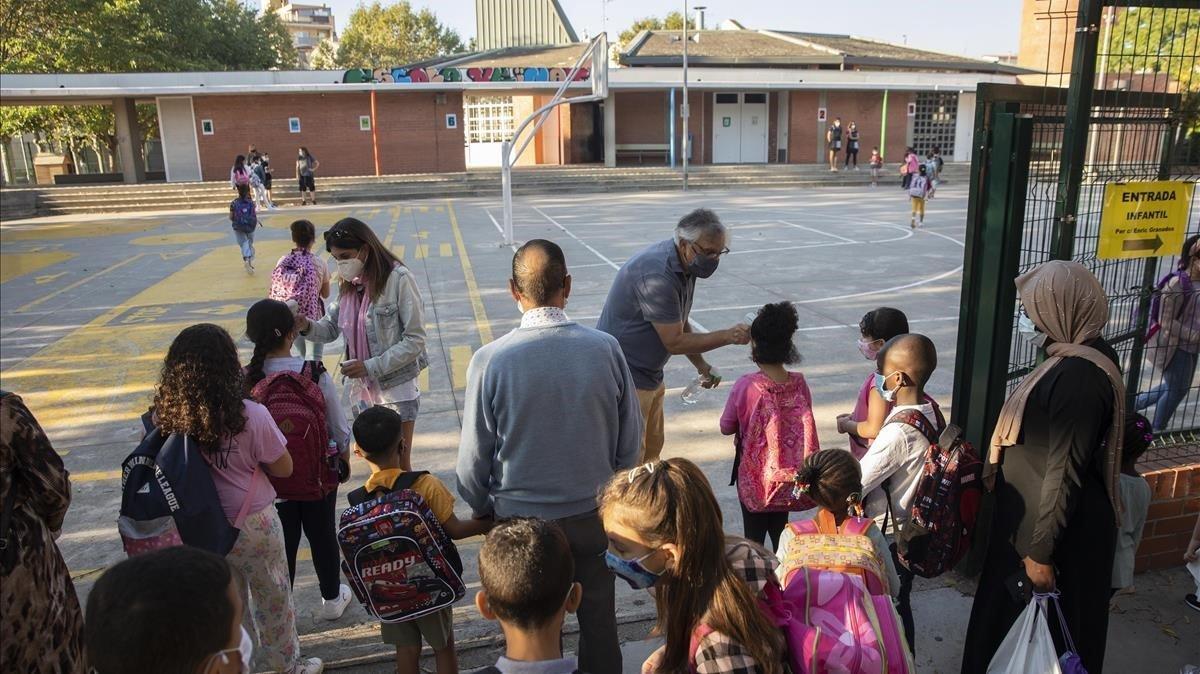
xmin=456 ymin=239 xmax=641 ymax=673
xmin=859 ymin=333 xmax=941 ymax=655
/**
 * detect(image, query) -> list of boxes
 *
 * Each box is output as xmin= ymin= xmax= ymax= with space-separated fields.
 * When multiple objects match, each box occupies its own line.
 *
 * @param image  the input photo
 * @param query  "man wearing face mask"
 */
xmin=597 ymin=208 xmax=750 ymax=464
xmin=856 ymin=333 xmax=942 ymax=656
xmin=457 ymin=239 xmax=642 ymax=674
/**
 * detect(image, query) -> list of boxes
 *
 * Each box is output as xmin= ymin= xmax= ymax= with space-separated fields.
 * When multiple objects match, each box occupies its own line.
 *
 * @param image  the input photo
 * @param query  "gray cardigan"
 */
xmin=303 ymin=265 xmax=428 ymax=388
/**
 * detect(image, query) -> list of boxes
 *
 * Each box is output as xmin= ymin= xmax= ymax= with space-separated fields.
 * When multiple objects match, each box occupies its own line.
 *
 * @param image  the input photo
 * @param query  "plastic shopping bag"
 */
xmin=341 ymin=376 xmax=376 ymax=421
xmin=1047 ymin=593 xmax=1087 ymax=674
xmin=986 ymin=594 xmax=1062 ymax=674
xmin=1188 ymin=557 xmax=1200 ymax=596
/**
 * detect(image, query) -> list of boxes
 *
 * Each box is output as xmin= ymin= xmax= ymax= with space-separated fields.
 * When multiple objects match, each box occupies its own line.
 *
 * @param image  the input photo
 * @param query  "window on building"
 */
xmin=912 ymin=92 xmax=958 ymax=157
xmin=464 ymin=95 xmax=516 ymax=144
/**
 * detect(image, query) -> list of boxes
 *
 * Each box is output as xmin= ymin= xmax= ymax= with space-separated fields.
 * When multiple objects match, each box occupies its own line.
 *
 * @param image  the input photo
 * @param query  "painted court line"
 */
xmin=15 ymin=253 xmax=147 ymax=314
xmin=777 ymin=220 xmax=859 ymax=244
xmin=446 ymin=200 xmax=494 ymax=345
xmin=484 ymin=209 xmax=520 ymax=252
xmin=450 ymin=345 xmax=472 ymax=389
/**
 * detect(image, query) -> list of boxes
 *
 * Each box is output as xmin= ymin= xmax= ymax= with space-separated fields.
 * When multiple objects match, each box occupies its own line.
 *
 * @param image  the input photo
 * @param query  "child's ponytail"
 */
xmin=244 ymin=299 xmax=295 ymax=394
xmin=796 ymin=449 xmax=863 ymax=516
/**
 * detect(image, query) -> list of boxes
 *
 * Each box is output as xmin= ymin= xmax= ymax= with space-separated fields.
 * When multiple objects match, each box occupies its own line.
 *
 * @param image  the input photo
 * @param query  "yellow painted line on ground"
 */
xmin=130 ymin=232 xmax=223 ymax=246
xmin=439 ymin=243 xmax=453 ymax=258
xmin=434 ymin=206 xmax=445 ymax=213
xmin=418 ymin=367 xmax=429 ymax=391
xmin=73 ymin=469 xmax=122 ymax=483
xmin=418 ymin=206 xmax=429 ymax=213
xmin=393 ymin=244 xmax=406 ymax=260
xmin=414 ymin=244 xmax=430 ymax=260
xmin=0 ymin=251 xmax=76 ymax=284
xmin=450 ymin=345 xmax=473 ymax=389
xmin=1 ymin=218 xmax=167 ymax=242
xmin=446 ymin=200 xmax=494 ymax=345
xmin=381 ymin=210 xmax=401 ymax=248
xmin=389 ymin=206 xmax=401 ymax=220
xmin=15 ymin=253 xmax=146 ymax=313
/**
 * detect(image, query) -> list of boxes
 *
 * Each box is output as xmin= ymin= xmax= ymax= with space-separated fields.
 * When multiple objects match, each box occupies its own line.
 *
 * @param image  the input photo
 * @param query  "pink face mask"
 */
xmin=857 ymin=338 xmax=881 ymax=361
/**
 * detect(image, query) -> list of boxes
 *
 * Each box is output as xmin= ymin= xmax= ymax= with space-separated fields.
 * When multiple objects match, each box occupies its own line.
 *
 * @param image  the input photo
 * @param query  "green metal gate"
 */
xmin=952 ymin=1 xmax=1200 ymax=461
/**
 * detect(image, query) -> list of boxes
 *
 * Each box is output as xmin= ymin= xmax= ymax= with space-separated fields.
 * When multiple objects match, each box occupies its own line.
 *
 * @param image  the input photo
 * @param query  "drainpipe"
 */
xmin=879 ymin=89 xmax=889 ymax=161
xmin=370 ymin=88 xmax=381 ymax=176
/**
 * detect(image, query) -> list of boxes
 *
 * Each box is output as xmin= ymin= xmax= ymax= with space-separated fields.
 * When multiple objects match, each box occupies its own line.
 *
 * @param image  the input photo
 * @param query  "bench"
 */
xmin=616 ymin=143 xmax=671 ymax=165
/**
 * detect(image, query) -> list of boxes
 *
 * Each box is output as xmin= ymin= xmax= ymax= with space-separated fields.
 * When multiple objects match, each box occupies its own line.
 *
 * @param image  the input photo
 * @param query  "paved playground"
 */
xmin=2 ymin=184 xmax=1195 ymax=672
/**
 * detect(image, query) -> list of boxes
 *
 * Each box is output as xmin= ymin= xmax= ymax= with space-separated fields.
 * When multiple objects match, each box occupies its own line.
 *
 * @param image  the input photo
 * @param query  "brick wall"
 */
xmin=192 ymin=91 xmax=464 ymax=181
xmin=788 ymin=90 xmax=914 ymax=165
xmin=615 ymin=91 xmax=669 ymax=146
xmin=1135 ymin=461 xmax=1200 ymax=572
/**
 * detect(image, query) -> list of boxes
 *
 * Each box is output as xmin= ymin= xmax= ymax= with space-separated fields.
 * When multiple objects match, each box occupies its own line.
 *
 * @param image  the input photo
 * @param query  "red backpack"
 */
xmin=251 ymin=362 xmax=336 ymax=501
xmin=883 ymin=411 xmax=983 ymax=578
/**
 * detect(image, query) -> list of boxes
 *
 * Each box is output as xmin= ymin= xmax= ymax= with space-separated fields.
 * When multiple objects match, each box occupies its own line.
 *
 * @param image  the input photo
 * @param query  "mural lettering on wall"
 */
xmin=342 ymin=66 xmax=591 ymax=85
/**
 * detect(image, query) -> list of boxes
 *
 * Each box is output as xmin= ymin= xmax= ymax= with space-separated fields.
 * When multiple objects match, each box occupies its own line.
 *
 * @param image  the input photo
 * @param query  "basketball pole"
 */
xmin=501 ymin=33 xmax=608 ymax=247
xmin=681 ymin=0 xmax=689 ymax=192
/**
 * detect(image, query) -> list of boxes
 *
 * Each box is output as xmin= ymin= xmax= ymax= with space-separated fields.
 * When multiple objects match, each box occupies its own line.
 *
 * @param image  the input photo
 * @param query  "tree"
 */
xmin=1107 ymin=7 xmax=1199 ymax=93
xmin=309 ymin=38 xmax=339 ymax=70
xmin=335 ymin=1 xmax=465 ymax=69
xmin=617 ymin=11 xmax=694 ymax=49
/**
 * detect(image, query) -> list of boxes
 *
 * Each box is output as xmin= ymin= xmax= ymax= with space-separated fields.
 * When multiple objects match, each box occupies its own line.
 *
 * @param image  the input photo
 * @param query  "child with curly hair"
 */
xmin=153 ymin=323 xmax=321 ymax=674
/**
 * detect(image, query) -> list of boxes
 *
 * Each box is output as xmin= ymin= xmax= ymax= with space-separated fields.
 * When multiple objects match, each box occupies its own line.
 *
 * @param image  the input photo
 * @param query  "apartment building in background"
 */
xmin=263 ymin=0 xmax=337 ymax=68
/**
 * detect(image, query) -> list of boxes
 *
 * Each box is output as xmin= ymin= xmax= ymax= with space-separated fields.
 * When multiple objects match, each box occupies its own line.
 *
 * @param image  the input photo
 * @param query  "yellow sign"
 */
xmin=1097 ymin=181 xmax=1195 ymax=260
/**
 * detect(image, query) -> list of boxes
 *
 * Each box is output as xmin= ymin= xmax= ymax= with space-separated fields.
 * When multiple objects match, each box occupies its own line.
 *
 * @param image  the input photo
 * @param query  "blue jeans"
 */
xmin=1136 ymin=348 xmax=1198 ymax=431
xmin=235 ymin=230 xmax=255 ymax=260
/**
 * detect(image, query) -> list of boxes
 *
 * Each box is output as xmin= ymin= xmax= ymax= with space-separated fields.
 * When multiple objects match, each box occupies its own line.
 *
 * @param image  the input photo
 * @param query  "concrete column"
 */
xmin=113 ymin=97 xmax=146 ymax=183
xmin=817 ymin=91 xmax=828 ymax=163
xmin=604 ymin=92 xmax=616 ymax=168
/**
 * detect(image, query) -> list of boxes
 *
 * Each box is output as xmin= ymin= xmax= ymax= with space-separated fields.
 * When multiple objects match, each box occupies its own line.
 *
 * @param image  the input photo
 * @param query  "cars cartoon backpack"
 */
xmin=338 ymin=472 xmax=465 ymax=623
xmin=118 ymin=411 xmax=248 ymax=557
xmin=231 ymin=198 xmax=256 ymax=233
xmin=250 ymin=361 xmax=335 ymax=501
xmin=777 ymin=510 xmax=914 ymax=674
xmin=735 ymin=372 xmax=819 ymax=513
xmin=269 ymin=251 xmax=323 ymax=320
xmin=882 ymin=412 xmax=983 ymax=578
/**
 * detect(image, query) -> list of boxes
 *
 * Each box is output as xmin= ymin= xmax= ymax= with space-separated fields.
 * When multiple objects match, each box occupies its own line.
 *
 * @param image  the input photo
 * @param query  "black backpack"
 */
xmin=117 ymin=412 xmax=241 ymax=556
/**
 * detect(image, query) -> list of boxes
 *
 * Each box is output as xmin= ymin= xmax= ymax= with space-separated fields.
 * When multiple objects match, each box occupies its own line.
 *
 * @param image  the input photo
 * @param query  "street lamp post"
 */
xmin=682 ymin=0 xmax=690 ymax=191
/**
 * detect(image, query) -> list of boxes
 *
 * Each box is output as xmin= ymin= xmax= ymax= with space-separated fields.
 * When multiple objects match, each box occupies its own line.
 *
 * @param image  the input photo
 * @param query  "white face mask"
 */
xmin=210 ymin=625 xmax=253 ymax=674
xmin=1017 ymin=310 xmax=1048 ymax=348
xmin=336 ymin=257 xmax=364 ymax=282
xmin=515 ymin=300 xmax=526 ymax=315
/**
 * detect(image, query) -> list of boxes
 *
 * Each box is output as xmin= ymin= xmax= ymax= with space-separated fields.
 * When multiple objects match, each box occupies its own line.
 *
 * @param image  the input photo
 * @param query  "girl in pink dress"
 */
xmin=836 ymin=307 xmax=910 ymax=458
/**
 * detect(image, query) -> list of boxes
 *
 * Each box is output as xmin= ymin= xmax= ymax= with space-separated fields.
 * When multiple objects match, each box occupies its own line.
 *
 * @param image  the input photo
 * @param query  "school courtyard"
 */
xmin=0 ymin=184 xmax=1195 ymax=671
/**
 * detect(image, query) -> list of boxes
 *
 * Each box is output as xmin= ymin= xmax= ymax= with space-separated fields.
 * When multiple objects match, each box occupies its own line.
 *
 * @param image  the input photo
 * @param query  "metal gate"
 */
xmin=952 ymin=1 xmax=1200 ymax=461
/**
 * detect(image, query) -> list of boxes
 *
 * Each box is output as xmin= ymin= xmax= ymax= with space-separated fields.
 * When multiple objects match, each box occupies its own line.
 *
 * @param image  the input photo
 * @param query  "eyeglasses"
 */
xmin=690 ymin=241 xmax=731 ymax=258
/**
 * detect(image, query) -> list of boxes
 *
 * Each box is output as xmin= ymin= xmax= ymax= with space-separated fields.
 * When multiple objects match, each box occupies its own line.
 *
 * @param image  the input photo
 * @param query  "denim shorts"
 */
xmin=382 ymin=397 xmax=419 ymax=422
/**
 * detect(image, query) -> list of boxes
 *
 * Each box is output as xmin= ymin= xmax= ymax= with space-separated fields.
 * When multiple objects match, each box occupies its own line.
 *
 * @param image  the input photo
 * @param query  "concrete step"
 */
xmin=19 ymin=165 xmax=968 ymax=216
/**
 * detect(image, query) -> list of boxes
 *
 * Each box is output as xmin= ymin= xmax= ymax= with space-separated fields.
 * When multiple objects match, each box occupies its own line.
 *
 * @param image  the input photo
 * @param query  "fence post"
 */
xmin=1050 ymin=0 xmax=1102 ymax=261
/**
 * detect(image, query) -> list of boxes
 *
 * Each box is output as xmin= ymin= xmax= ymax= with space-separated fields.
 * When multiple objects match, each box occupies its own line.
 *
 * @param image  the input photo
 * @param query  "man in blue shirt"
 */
xmin=596 ymin=208 xmax=749 ymax=462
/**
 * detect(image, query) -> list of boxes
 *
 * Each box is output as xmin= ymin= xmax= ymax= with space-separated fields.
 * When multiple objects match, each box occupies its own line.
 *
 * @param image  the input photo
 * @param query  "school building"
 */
xmin=0 ymin=21 xmax=1026 ymax=185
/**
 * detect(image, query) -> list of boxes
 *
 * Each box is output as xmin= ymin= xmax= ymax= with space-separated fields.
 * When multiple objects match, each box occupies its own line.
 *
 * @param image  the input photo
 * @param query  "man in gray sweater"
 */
xmin=456 ymin=239 xmax=642 ymax=673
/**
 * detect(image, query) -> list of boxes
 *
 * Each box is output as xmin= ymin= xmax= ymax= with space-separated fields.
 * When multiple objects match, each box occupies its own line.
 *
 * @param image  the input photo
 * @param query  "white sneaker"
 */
xmin=243 ymin=259 xmax=253 ymax=274
xmin=290 ymin=656 xmax=324 ymax=674
xmin=319 ymin=584 xmax=352 ymax=620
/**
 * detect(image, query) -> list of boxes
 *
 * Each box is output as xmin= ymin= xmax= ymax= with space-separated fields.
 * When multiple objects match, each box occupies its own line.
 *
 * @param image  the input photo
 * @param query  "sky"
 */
xmin=313 ymin=0 xmax=1023 ymax=60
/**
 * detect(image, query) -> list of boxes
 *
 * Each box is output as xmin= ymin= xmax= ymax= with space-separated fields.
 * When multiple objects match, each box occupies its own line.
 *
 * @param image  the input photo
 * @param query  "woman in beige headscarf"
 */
xmin=961 ymin=260 xmax=1125 ymax=674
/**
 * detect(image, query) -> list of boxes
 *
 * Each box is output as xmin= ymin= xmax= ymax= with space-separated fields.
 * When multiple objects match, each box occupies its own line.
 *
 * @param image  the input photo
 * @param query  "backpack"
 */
xmin=118 ymin=412 xmax=249 ymax=557
xmin=269 ymin=251 xmax=324 ymax=320
xmin=339 ymin=472 xmax=465 ymax=623
xmin=1145 ymin=270 xmax=1193 ymax=342
xmin=734 ymin=373 xmax=818 ymax=513
xmin=250 ymin=362 xmax=335 ymax=501
xmin=908 ymin=176 xmax=929 ymax=198
xmin=882 ymin=411 xmax=983 ymax=578
xmin=776 ymin=510 xmax=915 ymax=674
xmin=231 ymin=199 xmax=257 ymax=233
xmin=232 ymin=167 xmax=250 ymax=186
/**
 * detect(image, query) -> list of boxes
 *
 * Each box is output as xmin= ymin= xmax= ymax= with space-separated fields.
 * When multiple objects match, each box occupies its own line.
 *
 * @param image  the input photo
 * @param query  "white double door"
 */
xmin=712 ymin=92 xmax=768 ymax=164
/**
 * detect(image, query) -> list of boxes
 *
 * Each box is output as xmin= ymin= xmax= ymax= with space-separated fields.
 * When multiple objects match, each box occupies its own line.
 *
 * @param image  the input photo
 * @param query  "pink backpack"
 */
xmin=270 ymin=250 xmax=323 ymax=320
xmin=776 ymin=511 xmax=915 ymax=674
xmin=735 ymin=373 xmax=819 ymax=513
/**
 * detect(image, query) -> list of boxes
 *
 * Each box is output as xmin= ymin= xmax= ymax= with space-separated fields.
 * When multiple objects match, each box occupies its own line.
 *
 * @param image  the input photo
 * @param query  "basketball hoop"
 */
xmin=500 ymin=33 xmax=609 ymax=246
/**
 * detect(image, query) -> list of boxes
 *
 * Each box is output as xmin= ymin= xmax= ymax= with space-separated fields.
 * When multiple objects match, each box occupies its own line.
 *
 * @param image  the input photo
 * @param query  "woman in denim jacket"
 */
xmin=297 ymin=217 xmax=428 ymax=460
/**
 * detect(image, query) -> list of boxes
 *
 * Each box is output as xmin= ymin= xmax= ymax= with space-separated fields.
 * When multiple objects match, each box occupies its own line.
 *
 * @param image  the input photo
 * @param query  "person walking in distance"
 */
xmin=596 ymin=209 xmax=750 ymax=463
xmin=230 ymin=154 xmax=250 ymax=192
xmin=262 ymin=152 xmax=277 ymax=207
xmin=827 ymin=117 xmax=843 ymax=172
xmin=297 ymin=147 xmax=319 ymax=206
xmin=230 ymin=183 xmax=259 ymax=274
xmin=844 ymin=121 xmax=861 ymax=170
xmin=869 ymin=147 xmax=883 ymax=187
xmin=908 ymin=164 xmax=931 ymax=229
xmin=457 ymin=240 xmax=641 ymax=674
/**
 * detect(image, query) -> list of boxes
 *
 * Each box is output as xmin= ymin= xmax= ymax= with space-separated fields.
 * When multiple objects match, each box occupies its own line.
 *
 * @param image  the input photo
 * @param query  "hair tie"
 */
xmin=628 ymin=462 xmax=657 ymax=483
xmin=273 ymin=328 xmax=282 ymax=337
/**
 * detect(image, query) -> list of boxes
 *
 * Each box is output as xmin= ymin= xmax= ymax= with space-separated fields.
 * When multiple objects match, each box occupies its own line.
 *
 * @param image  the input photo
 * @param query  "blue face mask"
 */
xmin=604 ymin=549 xmax=663 ymax=589
xmin=875 ymin=371 xmax=900 ymax=403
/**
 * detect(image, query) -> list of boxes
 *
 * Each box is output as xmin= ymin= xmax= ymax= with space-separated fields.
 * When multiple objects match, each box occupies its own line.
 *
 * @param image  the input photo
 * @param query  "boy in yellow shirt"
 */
xmin=351 ymin=405 xmax=492 ymax=674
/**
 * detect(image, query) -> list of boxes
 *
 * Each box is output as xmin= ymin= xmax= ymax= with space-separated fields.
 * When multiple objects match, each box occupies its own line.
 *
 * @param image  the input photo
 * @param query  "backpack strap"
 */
xmin=689 ymin=624 xmax=717 ymax=669
xmin=301 ymin=360 xmax=326 ymax=384
xmin=884 ymin=408 xmax=940 ymax=445
xmin=347 ymin=471 xmax=429 ymax=507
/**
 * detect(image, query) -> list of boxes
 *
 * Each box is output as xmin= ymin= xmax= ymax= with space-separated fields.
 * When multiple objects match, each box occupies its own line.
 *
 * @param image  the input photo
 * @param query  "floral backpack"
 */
xmin=269 ymin=250 xmax=323 ymax=320
xmin=735 ymin=372 xmax=819 ymax=513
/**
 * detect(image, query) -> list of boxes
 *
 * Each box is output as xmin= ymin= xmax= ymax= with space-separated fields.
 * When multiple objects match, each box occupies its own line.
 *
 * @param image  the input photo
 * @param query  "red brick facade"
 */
xmin=1135 ymin=461 xmax=1200 ymax=572
xmin=192 ymin=91 xmax=465 ymax=181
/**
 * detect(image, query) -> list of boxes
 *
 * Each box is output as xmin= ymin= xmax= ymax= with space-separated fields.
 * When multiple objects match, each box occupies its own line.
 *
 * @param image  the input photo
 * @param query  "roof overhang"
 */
xmin=620 ymin=55 xmax=842 ymax=67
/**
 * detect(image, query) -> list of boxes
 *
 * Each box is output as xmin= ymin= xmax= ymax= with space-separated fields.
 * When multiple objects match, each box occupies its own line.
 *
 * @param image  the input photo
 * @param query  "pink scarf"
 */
xmin=338 ymin=281 xmax=372 ymax=362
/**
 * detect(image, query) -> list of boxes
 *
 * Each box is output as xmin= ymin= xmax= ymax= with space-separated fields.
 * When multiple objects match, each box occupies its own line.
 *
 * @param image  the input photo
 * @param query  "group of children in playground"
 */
xmin=85 ymin=202 xmax=1163 ymax=674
